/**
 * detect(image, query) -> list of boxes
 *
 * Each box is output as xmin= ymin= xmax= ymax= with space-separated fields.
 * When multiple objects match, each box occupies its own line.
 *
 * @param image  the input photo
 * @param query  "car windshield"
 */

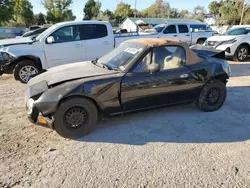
xmin=154 ymin=25 xmax=165 ymax=33
xmin=98 ymin=42 xmax=146 ymax=71
xmin=225 ymin=28 xmax=250 ymax=36
xmin=35 ymin=24 xmax=57 ymax=41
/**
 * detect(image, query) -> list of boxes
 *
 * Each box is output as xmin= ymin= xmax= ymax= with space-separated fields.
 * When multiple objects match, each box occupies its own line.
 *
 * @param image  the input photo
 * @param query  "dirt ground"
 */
xmin=0 ymin=61 xmax=250 ymax=188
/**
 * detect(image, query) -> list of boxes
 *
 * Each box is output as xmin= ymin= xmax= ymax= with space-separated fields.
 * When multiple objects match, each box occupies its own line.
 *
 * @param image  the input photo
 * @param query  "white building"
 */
xmin=120 ymin=17 xmax=205 ymax=32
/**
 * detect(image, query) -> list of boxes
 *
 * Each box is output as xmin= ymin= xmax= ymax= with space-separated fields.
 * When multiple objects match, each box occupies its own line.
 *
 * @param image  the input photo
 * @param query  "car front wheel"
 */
xmin=233 ymin=45 xmax=248 ymax=62
xmin=53 ymin=97 xmax=98 ymax=139
xmin=13 ymin=60 xmax=41 ymax=83
xmin=196 ymin=79 xmax=226 ymax=112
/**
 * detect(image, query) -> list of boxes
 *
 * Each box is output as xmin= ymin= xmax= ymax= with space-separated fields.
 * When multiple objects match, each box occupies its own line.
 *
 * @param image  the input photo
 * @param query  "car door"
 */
xmin=81 ymin=24 xmax=113 ymax=61
xmin=160 ymin=25 xmax=178 ymax=39
xmin=120 ymin=45 xmax=202 ymax=112
xmin=44 ymin=25 xmax=84 ymax=67
xmin=177 ymin=24 xmax=191 ymax=45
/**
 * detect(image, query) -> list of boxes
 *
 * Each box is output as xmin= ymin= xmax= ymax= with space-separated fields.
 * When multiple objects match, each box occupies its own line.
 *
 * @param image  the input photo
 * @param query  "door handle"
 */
xmin=173 ymin=35 xmax=178 ymax=37
xmin=180 ymin=74 xmax=189 ymax=78
xmin=186 ymin=34 xmax=190 ymax=36
xmin=103 ymin=41 xmax=109 ymax=45
xmin=75 ymin=44 xmax=82 ymax=47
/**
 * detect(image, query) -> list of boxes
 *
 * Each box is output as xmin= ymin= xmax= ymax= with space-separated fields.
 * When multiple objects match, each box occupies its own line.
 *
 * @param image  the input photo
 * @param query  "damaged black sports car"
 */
xmin=26 ymin=38 xmax=231 ymax=139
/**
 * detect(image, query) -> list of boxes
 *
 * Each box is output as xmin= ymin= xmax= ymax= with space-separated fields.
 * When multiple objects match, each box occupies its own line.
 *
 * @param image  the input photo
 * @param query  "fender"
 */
xmin=0 ymin=43 xmax=48 ymax=69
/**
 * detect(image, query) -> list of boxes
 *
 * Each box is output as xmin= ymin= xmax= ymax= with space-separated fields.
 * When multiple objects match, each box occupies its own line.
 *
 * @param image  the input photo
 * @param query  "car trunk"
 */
xmin=190 ymin=44 xmax=225 ymax=59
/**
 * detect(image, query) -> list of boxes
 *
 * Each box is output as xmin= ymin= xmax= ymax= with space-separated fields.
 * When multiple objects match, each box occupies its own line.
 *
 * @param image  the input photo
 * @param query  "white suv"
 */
xmin=205 ymin=27 xmax=250 ymax=61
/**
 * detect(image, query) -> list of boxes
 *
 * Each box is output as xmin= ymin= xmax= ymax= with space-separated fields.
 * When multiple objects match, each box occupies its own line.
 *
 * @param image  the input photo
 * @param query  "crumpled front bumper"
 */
xmin=0 ymin=52 xmax=16 ymax=75
xmin=26 ymin=94 xmax=54 ymax=129
xmin=27 ymin=102 xmax=54 ymax=129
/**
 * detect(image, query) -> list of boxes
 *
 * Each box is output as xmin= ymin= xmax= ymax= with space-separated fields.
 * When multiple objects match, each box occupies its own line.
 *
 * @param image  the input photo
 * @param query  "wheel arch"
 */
xmin=58 ymin=94 xmax=102 ymax=116
xmin=197 ymin=37 xmax=207 ymax=44
xmin=212 ymin=73 xmax=229 ymax=84
xmin=12 ymin=55 xmax=43 ymax=70
xmin=237 ymin=42 xmax=250 ymax=54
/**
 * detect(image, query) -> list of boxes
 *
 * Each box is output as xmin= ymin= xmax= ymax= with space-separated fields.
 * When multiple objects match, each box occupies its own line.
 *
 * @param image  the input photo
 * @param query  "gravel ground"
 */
xmin=0 ymin=61 xmax=250 ymax=188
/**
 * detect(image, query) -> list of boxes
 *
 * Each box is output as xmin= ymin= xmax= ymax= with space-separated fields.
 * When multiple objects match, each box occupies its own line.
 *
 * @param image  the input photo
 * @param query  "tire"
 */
xmin=233 ymin=45 xmax=249 ymax=62
xmin=53 ymin=97 xmax=98 ymax=139
xmin=197 ymin=38 xmax=206 ymax=45
xmin=13 ymin=60 xmax=41 ymax=83
xmin=196 ymin=79 xmax=226 ymax=112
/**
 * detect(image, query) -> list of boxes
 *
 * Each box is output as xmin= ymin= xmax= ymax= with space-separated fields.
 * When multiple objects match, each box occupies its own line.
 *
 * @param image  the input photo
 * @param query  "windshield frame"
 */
xmin=154 ymin=24 xmax=166 ymax=33
xmin=98 ymin=42 xmax=147 ymax=72
xmin=35 ymin=24 xmax=58 ymax=41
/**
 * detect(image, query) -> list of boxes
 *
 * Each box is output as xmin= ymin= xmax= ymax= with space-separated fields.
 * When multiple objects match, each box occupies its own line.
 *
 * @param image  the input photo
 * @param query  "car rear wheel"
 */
xmin=53 ymin=97 xmax=98 ymax=139
xmin=13 ymin=60 xmax=41 ymax=83
xmin=196 ymin=79 xmax=226 ymax=112
xmin=233 ymin=45 xmax=249 ymax=62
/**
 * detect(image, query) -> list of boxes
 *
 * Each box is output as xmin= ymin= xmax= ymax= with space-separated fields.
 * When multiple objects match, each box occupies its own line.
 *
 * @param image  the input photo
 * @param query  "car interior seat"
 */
xmin=164 ymin=47 xmax=184 ymax=70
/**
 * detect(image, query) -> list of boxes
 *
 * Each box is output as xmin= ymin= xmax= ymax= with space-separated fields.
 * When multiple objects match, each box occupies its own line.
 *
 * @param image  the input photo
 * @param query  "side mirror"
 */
xmin=148 ymin=63 xmax=160 ymax=74
xmin=47 ymin=36 xmax=55 ymax=44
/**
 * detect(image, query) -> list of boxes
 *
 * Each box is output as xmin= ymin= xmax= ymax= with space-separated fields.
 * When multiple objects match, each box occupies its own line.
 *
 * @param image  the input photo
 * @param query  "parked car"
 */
xmin=154 ymin=22 xmax=213 ymax=45
xmin=204 ymin=27 xmax=250 ymax=61
xmin=0 ymin=20 xmax=213 ymax=83
xmin=22 ymin=27 xmax=49 ymax=39
xmin=25 ymin=38 xmax=231 ymax=139
xmin=0 ymin=27 xmax=16 ymax=39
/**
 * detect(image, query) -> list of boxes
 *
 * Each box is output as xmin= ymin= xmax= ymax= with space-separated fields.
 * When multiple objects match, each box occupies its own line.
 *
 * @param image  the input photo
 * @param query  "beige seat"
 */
xmin=164 ymin=48 xmax=184 ymax=70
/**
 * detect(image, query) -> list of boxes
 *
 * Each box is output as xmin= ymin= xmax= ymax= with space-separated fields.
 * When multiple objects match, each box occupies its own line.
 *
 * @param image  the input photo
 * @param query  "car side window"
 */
xmin=163 ymin=25 xmax=177 ymax=34
xmin=154 ymin=46 xmax=186 ymax=70
xmin=132 ymin=46 xmax=186 ymax=73
xmin=81 ymin=24 xmax=108 ymax=40
xmin=244 ymin=29 xmax=250 ymax=34
xmin=178 ymin=25 xmax=189 ymax=33
xmin=49 ymin=25 xmax=80 ymax=43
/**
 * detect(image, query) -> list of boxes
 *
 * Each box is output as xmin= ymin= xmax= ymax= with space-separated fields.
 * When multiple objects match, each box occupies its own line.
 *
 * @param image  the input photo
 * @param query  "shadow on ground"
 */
xmin=78 ymin=86 xmax=250 ymax=145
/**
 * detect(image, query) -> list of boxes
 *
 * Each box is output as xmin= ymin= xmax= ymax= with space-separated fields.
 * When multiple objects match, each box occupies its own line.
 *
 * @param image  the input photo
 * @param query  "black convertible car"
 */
xmin=26 ymin=38 xmax=231 ymax=139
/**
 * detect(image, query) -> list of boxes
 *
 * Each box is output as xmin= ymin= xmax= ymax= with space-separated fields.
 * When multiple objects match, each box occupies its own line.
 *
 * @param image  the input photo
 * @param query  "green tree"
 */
xmin=209 ymin=1 xmax=222 ymax=19
xmin=42 ymin=0 xmax=75 ymax=23
xmin=0 ymin=0 xmax=12 ymax=25
xmin=114 ymin=2 xmax=133 ymax=22
xmin=170 ymin=8 xmax=179 ymax=18
xmin=83 ymin=0 xmax=101 ymax=20
xmin=179 ymin=9 xmax=189 ymax=19
xmin=35 ymin=13 xmax=46 ymax=25
xmin=191 ymin=5 xmax=206 ymax=22
xmin=220 ymin=1 xmax=242 ymax=25
xmin=141 ymin=0 xmax=170 ymax=18
xmin=103 ymin=9 xmax=114 ymax=20
xmin=12 ymin=0 xmax=34 ymax=27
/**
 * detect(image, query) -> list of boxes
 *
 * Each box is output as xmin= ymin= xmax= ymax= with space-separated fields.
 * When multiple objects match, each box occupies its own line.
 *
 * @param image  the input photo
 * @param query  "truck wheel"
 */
xmin=197 ymin=38 xmax=206 ymax=45
xmin=196 ymin=79 xmax=226 ymax=112
xmin=53 ymin=97 xmax=98 ymax=139
xmin=233 ymin=45 xmax=248 ymax=62
xmin=13 ymin=60 xmax=41 ymax=83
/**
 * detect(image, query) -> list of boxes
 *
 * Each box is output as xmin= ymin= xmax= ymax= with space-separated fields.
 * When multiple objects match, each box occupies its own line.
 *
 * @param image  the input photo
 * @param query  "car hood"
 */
xmin=207 ymin=35 xmax=237 ymax=42
xmin=0 ymin=37 xmax=32 ymax=47
xmin=28 ymin=61 xmax=118 ymax=86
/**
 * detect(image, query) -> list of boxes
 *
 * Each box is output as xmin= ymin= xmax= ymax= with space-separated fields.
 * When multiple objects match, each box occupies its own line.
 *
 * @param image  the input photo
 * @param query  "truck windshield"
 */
xmin=98 ymin=42 xmax=146 ymax=71
xmin=154 ymin=25 xmax=165 ymax=33
xmin=35 ymin=24 xmax=58 ymax=41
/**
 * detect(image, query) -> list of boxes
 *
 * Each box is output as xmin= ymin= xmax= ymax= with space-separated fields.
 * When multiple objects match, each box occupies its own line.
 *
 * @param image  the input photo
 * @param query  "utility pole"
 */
xmin=240 ymin=0 xmax=245 ymax=25
xmin=134 ymin=0 xmax=137 ymax=18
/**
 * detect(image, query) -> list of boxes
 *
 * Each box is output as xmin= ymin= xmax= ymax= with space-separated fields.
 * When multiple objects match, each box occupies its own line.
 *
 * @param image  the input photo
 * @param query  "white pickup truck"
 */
xmin=0 ymin=20 xmax=213 ymax=83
